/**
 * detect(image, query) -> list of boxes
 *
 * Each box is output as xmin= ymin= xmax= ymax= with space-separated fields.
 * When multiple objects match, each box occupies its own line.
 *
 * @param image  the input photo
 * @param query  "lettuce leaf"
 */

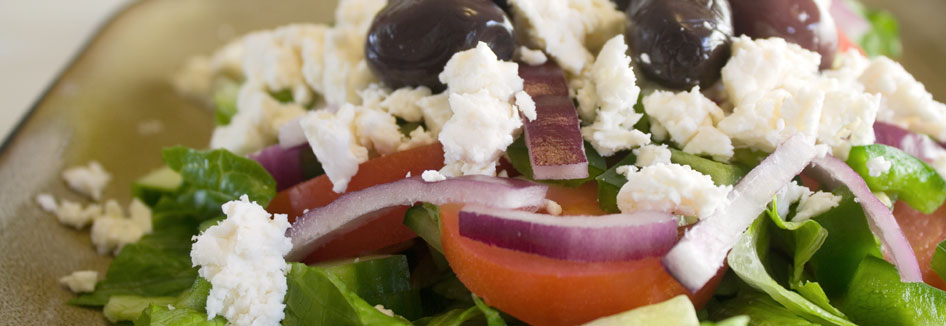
xmin=135 ymin=305 xmax=226 ymax=326
xmin=282 ymin=263 xmax=411 ymax=326
xmin=708 ymin=292 xmax=818 ymax=326
xmin=933 ymin=240 xmax=946 ymax=284
xmin=412 ymin=294 xmax=507 ymax=326
xmin=71 ymin=148 xmax=275 ymax=307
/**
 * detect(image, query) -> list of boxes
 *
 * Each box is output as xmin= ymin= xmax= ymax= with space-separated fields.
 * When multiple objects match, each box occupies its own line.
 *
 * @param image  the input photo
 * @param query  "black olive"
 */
xmin=626 ymin=0 xmax=734 ymax=90
xmin=730 ymin=0 xmax=838 ymax=69
xmin=365 ymin=0 xmax=516 ymax=91
xmin=612 ymin=0 xmax=632 ymax=12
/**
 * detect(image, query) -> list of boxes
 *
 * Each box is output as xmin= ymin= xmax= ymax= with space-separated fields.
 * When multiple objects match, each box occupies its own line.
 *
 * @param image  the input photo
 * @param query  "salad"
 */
xmin=40 ymin=0 xmax=946 ymax=325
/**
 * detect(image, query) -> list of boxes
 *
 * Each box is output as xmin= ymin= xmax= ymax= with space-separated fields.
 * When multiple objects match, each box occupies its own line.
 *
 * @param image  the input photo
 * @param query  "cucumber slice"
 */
xmin=132 ymin=166 xmax=182 ymax=206
xmin=583 ymin=295 xmax=699 ymax=326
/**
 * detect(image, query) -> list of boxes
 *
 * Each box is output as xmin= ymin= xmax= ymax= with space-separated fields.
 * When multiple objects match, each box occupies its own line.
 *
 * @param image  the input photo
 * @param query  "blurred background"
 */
xmin=0 ymin=0 xmax=943 ymax=142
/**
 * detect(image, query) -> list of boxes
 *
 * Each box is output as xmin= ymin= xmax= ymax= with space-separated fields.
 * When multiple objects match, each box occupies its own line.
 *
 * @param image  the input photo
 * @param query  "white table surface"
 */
xmin=0 ymin=0 xmax=128 ymax=142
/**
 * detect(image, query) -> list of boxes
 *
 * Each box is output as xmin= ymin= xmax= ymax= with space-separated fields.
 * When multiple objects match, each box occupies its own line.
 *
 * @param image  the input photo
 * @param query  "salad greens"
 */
xmin=846 ymin=144 xmax=946 ymax=214
xmin=935 ymin=240 xmax=946 ymax=283
xmin=506 ymin=137 xmax=607 ymax=187
xmin=845 ymin=0 xmax=903 ymax=58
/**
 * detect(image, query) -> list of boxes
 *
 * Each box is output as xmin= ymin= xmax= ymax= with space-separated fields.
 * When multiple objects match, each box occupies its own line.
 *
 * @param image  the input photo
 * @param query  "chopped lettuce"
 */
xmin=404 ymin=203 xmax=444 ymax=253
xmin=726 ymin=204 xmax=855 ymax=326
xmin=412 ymin=294 xmax=507 ymax=326
xmin=71 ymin=148 xmax=276 ymax=308
xmin=845 ymin=0 xmax=902 ymax=58
xmin=104 ymin=295 xmax=176 ymax=323
xmin=839 ymin=256 xmax=946 ymax=325
xmin=212 ymin=78 xmax=240 ymax=126
xmin=319 ymin=255 xmax=423 ymax=320
xmin=135 ymin=305 xmax=226 ymax=326
xmin=708 ymin=292 xmax=818 ymax=326
xmin=283 ymin=263 xmax=411 ymax=326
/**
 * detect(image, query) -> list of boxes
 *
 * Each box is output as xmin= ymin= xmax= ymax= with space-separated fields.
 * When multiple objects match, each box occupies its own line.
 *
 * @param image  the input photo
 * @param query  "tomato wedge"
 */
xmin=893 ymin=201 xmax=946 ymax=290
xmin=268 ymin=143 xmax=445 ymax=263
xmin=440 ymin=183 xmax=721 ymax=326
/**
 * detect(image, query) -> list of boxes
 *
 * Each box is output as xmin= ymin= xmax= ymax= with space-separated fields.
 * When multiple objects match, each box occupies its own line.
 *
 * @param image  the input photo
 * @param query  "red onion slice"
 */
xmin=663 ymin=134 xmax=819 ymax=292
xmin=874 ymin=122 xmax=946 ymax=165
xmin=286 ymin=175 xmax=549 ymax=261
xmin=519 ymin=63 xmax=588 ymax=180
xmin=804 ymin=155 xmax=924 ymax=283
xmin=249 ymin=144 xmax=309 ymax=191
xmin=459 ymin=205 xmax=677 ymax=262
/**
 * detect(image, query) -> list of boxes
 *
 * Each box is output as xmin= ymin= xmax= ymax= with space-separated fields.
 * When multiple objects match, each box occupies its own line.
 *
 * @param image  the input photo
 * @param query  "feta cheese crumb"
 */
xmin=682 ymin=126 xmax=735 ymax=162
xmin=616 ymin=163 xmax=732 ymax=218
xmin=35 ymin=193 xmax=57 ymax=212
xmin=421 ymin=170 xmax=447 ymax=182
xmin=62 ymin=161 xmax=111 ymax=200
xmin=578 ymin=36 xmax=650 ymax=156
xmin=544 ymin=199 xmax=563 ymax=216
xmin=643 ymin=87 xmax=732 ymax=160
xmin=633 ymin=144 xmax=672 ymax=167
xmin=374 ymin=305 xmax=395 ymax=317
xmin=773 ymin=182 xmax=842 ymax=222
xmin=515 ymin=90 xmax=537 ymax=121
xmin=301 ymin=105 xmax=369 ymax=193
xmin=90 ymin=199 xmax=153 ymax=255
xmin=191 ymin=195 xmax=292 ymax=326
xmin=866 ymin=156 xmax=893 ymax=177
xmin=438 ymin=43 xmax=525 ymax=177
xmin=517 ymin=46 xmax=548 ymax=66
xmin=509 ymin=0 xmax=625 ymax=75
xmin=59 ymin=270 xmax=98 ymax=293
xmin=721 ymin=36 xmax=821 ymax=104
xmin=860 ymin=56 xmax=946 ymax=142
xmin=615 ymin=165 xmax=637 ymax=177
xmin=54 ymin=200 xmax=101 ymax=229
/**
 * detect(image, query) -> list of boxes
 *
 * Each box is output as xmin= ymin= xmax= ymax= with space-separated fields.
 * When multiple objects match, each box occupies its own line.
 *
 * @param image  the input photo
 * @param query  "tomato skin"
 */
xmin=837 ymin=25 xmax=866 ymax=56
xmin=268 ymin=143 xmax=445 ymax=263
xmin=893 ymin=201 xmax=946 ymax=290
xmin=440 ymin=184 xmax=721 ymax=326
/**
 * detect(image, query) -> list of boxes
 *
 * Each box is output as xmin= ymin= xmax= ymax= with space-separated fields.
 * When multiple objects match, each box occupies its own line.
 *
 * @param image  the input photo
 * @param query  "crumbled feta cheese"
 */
xmin=518 ymin=46 xmax=548 ymax=66
xmin=90 ymin=199 xmax=152 ymax=255
xmin=509 ymin=0 xmax=625 ymax=75
xmin=615 ymin=165 xmax=637 ymax=177
xmin=439 ymin=43 xmax=523 ymax=99
xmin=398 ymin=127 xmax=437 ymax=151
xmin=315 ymin=0 xmax=386 ymax=106
xmin=874 ymin=191 xmax=895 ymax=209
xmin=241 ymin=25 xmax=317 ymax=105
xmin=191 ymin=195 xmax=292 ymax=326
xmin=171 ymin=56 xmax=214 ymax=100
xmin=301 ymin=105 xmax=369 ymax=193
xmin=497 ymin=169 xmax=510 ymax=178
xmin=866 ymin=156 xmax=893 ymax=177
xmin=438 ymin=43 xmax=525 ymax=177
xmin=817 ymin=80 xmax=881 ymax=159
xmin=617 ymin=163 xmax=732 ymax=218
xmin=717 ymin=86 xmax=824 ymax=152
xmin=683 ymin=126 xmax=735 ymax=162
xmin=860 ymin=56 xmax=946 ymax=142
xmin=375 ymin=305 xmax=395 ymax=317
xmin=721 ymin=36 xmax=821 ymax=104
xmin=421 ymin=170 xmax=447 ymax=182
xmin=417 ymin=93 xmax=453 ymax=135
xmin=35 ymin=193 xmax=57 ymax=213
xmin=210 ymin=82 xmax=307 ymax=155
xmin=54 ymin=200 xmax=101 ymax=229
xmin=773 ymin=182 xmax=841 ymax=222
xmin=381 ymin=86 xmax=432 ymax=122
xmin=633 ymin=144 xmax=672 ymax=167
xmin=440 ymin=90 xmax=522 ymax=176
xmin=59 ymin=270 xmax=98 ymax=293
xmin=62 ymin=161 xmax=111 ymax=200
xmin=515 ymin=90 xmax=537 ymax=121
xmin=643 ymin=87 xmax=732 ymax=160
xmin=545 ymin=199 xmax=563 ymax=216
xmin=354 ymin=106 xmax=405 ymax=156
xmin=578 ymin=36 xmax=650 ymax=156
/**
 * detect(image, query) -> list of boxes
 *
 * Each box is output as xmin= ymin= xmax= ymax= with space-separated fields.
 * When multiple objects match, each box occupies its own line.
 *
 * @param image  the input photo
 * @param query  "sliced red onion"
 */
xmin=249 ymin=144 xmax=309 ymax=191
xmin=874 ymin=122 xmax=946 ymax=165
xmin=519 ymin=63 xmax=588 ymax=180
xmin=804 ymin=155 xmax=924 ymax=283
xmin=830 ymin=0 xmax=871 ymax=41
xmin=459 ymin=205 xmax=677 ymax=262
xmin=286 ymin=175 xmax=549 ymax=261
xmin=663 ymin=134 xmax=818 ymax=292
xmin=278 ymin=117 xmax=307 ymax=148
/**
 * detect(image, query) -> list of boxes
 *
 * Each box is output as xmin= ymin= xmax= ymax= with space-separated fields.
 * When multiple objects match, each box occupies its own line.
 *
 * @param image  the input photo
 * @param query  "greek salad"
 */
xmin=40 ymin=0 xmax=946 ymax=325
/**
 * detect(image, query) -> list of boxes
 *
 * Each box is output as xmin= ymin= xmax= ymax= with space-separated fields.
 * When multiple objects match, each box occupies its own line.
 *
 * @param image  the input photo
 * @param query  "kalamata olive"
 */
xmin=730 ymin=0 xmax=838 ymax=69
xmin=365 ymin=0 xmax=516 ymax=91
xmin=612 ymin=0 xmax=632 ymax=11
xmin=626 ymin=0 xmax=734 ymax=90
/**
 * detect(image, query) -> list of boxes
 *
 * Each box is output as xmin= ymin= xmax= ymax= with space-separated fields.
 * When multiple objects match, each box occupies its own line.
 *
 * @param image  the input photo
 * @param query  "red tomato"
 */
xmin=440 ymin=184 xmax=721 ymax=326
xmin=268 ymin=143 xmax=445 ymax=263
xmin=837 ymin=25 xmax=866 ymax=56
xmin=893 ymin=201 xmax=946 ymax=290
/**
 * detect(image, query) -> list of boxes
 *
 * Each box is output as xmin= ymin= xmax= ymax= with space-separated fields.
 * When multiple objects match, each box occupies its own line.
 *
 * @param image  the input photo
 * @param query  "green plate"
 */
xmin=0 ymin=0 xmax=943 ymax=324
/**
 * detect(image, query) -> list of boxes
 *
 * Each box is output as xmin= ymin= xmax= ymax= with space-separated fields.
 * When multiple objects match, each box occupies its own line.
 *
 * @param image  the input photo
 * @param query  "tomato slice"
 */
xmin=440 ymin=183 xmax=721 ymax=326
xmin=893 ymin=201 xmax=946 ymax=290
xmin=268 ymin=143 xmax=445 ymax=263
xmin=837 ymin=25 xmax=866 ymax=56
